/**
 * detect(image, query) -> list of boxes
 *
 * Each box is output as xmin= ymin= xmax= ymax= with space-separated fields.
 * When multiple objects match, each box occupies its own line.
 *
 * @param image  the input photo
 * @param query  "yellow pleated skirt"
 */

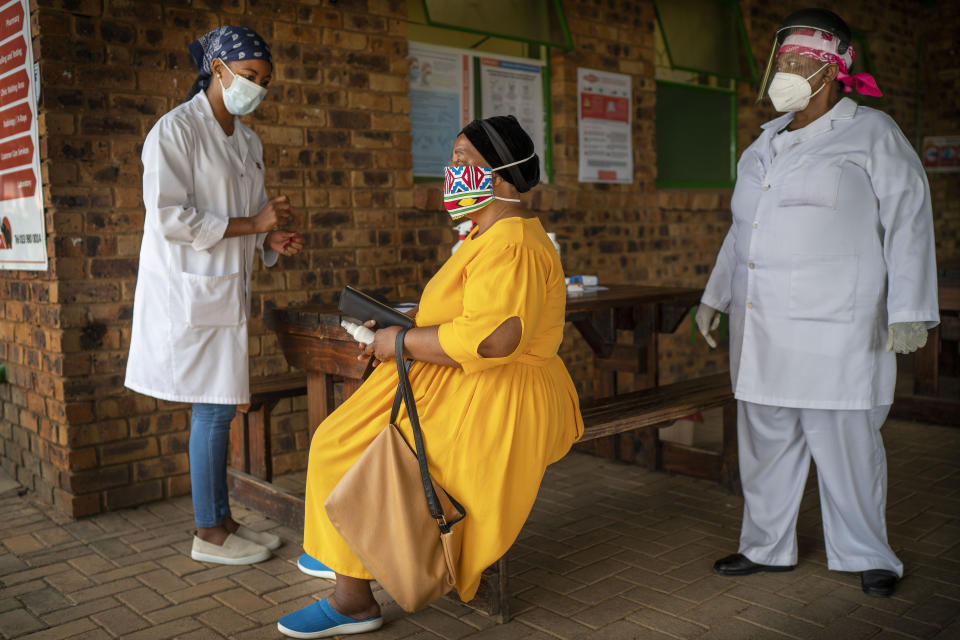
xmin=302 ymin=354 xmax=582 ymax=601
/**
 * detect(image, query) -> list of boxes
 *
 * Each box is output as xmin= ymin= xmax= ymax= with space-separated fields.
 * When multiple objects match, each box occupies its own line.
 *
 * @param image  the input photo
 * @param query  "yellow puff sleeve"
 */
xmin=437 ymin=240 xmax=548 ymax=375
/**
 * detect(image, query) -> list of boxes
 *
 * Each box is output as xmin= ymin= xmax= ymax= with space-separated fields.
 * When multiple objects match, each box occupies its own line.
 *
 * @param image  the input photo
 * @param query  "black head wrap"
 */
xmin=459 ymin=115 xmax=540 ymax=193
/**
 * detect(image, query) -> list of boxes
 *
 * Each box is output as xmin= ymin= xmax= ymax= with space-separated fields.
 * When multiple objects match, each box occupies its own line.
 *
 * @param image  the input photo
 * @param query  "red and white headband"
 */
xmin=778 ymin=28 xmax=882 ymax=97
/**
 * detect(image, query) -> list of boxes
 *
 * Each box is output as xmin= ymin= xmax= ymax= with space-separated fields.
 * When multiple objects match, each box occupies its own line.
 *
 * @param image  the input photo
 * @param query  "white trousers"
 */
xmin=737 ymin=401 xmax=903 ymax=576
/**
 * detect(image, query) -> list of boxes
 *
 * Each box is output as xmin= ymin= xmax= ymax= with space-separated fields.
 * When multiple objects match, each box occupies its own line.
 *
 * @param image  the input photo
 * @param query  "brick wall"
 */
xmin=918 ymin=1 xmax=960 ymax=265
xmin=1 ymin=0 xmax=956 ymax=517
xmin=1 ymin=0 xmax=419 ymax=517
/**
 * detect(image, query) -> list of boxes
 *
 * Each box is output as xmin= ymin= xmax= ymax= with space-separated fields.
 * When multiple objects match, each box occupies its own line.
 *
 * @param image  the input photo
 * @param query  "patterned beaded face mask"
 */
xmin=442 ymin=153 xmax=534 ymax=220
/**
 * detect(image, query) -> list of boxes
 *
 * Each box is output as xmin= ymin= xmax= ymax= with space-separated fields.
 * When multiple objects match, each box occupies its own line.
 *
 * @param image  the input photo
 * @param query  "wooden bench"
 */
xmin=472 ymin=373 xmax=738 ymax=622
xmin=228 ymin=372 xmax=307 ymax=483
xmin=579 ymin=372 xmax=738 ymax=491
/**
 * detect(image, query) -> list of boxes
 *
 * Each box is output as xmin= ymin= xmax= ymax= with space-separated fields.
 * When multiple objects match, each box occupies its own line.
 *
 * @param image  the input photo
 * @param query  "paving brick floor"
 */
xmin=1 ymin=415 xmax=958 ymax=639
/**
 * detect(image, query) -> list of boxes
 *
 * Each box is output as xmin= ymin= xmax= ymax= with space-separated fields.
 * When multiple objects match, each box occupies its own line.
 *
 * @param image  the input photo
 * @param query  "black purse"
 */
xmin=338 ymin=285 xmax=414 ymax=330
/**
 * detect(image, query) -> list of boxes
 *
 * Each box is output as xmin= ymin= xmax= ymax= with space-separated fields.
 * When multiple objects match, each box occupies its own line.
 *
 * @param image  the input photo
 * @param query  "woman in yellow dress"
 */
xmin=279 ymin=115 xmax=583 ymax=638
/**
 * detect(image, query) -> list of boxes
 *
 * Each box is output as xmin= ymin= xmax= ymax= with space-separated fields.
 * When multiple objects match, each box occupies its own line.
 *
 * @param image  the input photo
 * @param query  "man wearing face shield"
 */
xmin=696 ymin=9 xmax=938 ymax=597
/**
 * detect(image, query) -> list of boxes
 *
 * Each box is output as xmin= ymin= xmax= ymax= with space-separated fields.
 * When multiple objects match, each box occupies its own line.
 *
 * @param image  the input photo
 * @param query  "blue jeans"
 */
xmin=189 ymin=403 xmax=237 ymax=528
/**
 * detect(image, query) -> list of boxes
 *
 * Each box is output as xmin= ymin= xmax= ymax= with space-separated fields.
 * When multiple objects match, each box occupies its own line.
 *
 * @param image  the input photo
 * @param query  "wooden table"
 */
xmin=266 ymin=284 xmax=703 ymax=433
xmin=565 ymin=284 xmax=702 ymax=397
xmin=892 ymin=265 xmax=960 ymax=425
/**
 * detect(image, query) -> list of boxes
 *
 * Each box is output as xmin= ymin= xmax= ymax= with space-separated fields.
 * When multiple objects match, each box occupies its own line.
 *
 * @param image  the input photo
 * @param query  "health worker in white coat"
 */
xmin=696 ymin=9 xmax=938 ymax=598
xmin=125 ymin=26 xmax=304 ymax=566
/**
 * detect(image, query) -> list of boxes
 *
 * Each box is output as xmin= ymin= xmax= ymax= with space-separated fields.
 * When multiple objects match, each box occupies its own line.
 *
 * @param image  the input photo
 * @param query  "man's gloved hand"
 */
xmin=886 ymin=322 xmax=928 ymax=354
xmin=696 ymin=303 xmax=722 ymax=349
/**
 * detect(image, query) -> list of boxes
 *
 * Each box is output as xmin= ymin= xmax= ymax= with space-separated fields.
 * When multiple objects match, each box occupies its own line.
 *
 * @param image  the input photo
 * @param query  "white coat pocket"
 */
xmin=788 ymin=254 xmax=858 ymax=323
xmin=778 ymin=156 xmax=844 ymax=208
xmin=181 ymin=271 xmax=243 ymax=327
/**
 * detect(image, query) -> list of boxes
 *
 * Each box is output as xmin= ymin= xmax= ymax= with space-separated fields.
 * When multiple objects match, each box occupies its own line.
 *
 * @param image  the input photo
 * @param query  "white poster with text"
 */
xmin=408 ymin=42 xmax=472 ymax=179
xmin=0 ymin=0 xmax=45 ymax=270
xmin=479 ymin=56 xmax=545 ymax=181
xmin=577 ymin=68 xmax=632 ymax=183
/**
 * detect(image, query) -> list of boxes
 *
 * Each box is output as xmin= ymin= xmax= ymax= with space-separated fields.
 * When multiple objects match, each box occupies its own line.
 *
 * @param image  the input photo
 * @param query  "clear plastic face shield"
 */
xmin=756 ymin=25 xmax=846 ymax=105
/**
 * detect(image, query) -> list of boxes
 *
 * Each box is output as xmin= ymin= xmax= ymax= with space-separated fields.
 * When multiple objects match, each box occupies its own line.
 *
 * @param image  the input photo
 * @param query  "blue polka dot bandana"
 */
xmin=188 ymin=26 xmax=272 ymax=89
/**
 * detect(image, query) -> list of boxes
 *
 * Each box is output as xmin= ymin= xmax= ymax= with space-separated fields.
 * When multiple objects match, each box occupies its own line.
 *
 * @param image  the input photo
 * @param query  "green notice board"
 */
xmin=655 ymin=81 xmax=735 ymax=187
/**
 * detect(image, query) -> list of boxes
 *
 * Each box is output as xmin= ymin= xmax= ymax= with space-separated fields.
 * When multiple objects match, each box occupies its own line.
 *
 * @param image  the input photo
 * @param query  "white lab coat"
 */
xmin=703 ymin=98 xmax=939 ymax=410
xmin=125 ymin=91 xmax=276 ymax=405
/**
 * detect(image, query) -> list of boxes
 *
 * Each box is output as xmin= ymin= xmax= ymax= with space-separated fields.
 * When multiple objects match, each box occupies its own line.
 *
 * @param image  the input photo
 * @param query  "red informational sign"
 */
xmin=0 ymin=2 xmax=24 ymax=42
xmin=579 ymin=93 xmax=629 ymax=123
xmin=0 ymin=1 xmax=46 ymax=270
xmin=0 ymin=134 xmax=32 ymax=171
xmin=577 ymin=68 xmax=633 ymax=183
xmin=0 ymin=35 xmax=26 ymax=77
xmin=0 ymin=101 xmax=30 ymax=139
xmin=0 ymin=168 xmax=36 ymax=201
xmin=0 ymin=68 xmax=28 ymax=107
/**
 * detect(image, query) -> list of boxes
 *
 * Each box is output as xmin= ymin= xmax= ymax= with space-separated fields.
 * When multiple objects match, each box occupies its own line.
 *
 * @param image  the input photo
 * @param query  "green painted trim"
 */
xmin=552 ymin=0 xmax=574 ymax=52
xmin=653 ymin=4 xmax=676 ymax=69
xmin=420 ymin=0 xmax=573 ymax=50
xmin=654 ymin=78 xmax=735 ymax=94
xmin=414 ymin=176 xmax=443 ymax=183
xmin=733 ymin=0 xmax=759 ymax=83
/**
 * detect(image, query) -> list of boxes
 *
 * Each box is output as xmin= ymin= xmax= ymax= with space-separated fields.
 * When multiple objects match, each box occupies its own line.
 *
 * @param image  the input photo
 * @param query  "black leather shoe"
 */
xmin=713 ymin=553 xmax=796 ymax=576
xmin=861 ymin=569 xmax=898 ymax=597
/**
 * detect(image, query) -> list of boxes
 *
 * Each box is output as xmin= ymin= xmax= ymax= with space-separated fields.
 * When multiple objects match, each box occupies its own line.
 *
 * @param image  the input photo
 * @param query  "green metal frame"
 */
xmin=420 ymin=0 xmax=573 ymax=51
xmin=654 ymin=79 xmax=737 ymax=189
xmin=653 ymin=0 xmax=759 ymax=84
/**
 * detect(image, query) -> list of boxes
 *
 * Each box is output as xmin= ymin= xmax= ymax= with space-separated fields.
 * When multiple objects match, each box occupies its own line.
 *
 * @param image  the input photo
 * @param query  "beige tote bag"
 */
xmin=325 ymin=329 xmax=466 ymax=612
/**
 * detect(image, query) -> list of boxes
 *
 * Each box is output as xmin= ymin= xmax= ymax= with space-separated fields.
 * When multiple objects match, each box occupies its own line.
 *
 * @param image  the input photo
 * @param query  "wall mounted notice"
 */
xmin=478 ymin=57 xmax=546 ymax=181
xmin=409 ymin=42 xmax=473 ymax=179
xmin=577 ymin=68 xmax=632 ymax=183
xmin=921 ymin=136 xmax=960 ymax=173
xmin=0 ymin=0 xmax=44 ymax=270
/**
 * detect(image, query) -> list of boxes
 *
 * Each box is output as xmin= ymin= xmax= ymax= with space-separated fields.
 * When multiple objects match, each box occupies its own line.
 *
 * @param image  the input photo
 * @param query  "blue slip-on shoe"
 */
xmin=277 ymin=598 xmax=383 ymax=639
xmin=297 ymin=553 xmax=336 ymax=579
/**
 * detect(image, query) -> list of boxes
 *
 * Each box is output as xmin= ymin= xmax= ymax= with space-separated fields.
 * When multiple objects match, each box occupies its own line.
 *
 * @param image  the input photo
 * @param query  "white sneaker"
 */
xmin=191 ymin=533 xmax=271 ymax=565
xmin=235 ymin=525 xmax=282 ymax=551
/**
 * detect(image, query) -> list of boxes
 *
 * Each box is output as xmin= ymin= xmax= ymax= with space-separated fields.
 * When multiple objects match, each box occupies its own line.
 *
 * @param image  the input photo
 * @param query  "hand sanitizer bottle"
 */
xmin=340 ymin=319 xmax=376 ymax=344
xmin=451 ymin=219 xmax=474 ymax=254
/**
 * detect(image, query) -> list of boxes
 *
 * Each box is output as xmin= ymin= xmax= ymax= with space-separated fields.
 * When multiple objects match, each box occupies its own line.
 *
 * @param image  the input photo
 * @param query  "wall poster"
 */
xmin=478 ymin=56 xmax=546 ymax=181
xmin=0 ymin=0 xmax=45 ymax=270
xmin=577 ymin=67 xmax=632 ymax=183
xmin=409 ymin=42 xmax=473 ymax=179
xmin=922 ymin=136 xmax=960 ymax=173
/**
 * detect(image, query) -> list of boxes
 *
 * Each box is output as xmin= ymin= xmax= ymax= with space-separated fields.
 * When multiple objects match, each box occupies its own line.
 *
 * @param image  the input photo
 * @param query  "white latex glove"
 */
xmin=696 ymin=303 xmax=722 ymax=349
xmin=886 ymin=322 xmax=928 ymax=354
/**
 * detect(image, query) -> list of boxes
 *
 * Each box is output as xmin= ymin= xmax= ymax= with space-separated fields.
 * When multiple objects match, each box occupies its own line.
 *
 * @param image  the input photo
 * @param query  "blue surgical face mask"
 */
xmin=218 ymin=60 xmax=267 ymax=116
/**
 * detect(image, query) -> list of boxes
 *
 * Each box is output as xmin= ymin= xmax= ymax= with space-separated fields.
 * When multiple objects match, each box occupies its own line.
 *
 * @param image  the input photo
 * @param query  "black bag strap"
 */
xmin=479 ymin=119 xmax=531 ymax=192
xmin=389 ymin=328 xmax=464 ymax=533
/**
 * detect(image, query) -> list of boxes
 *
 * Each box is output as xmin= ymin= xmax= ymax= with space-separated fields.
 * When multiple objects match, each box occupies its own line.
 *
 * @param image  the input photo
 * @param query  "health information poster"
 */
xmin=408 ymin=42 xmax=472 ymax=179
xmin=478 ymin=56 xmax=546 ymax=181
xmin=577 ymin=68 xmax=632 ymax=183
xmin=0 ymin=0 xmax=45 ymax=270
